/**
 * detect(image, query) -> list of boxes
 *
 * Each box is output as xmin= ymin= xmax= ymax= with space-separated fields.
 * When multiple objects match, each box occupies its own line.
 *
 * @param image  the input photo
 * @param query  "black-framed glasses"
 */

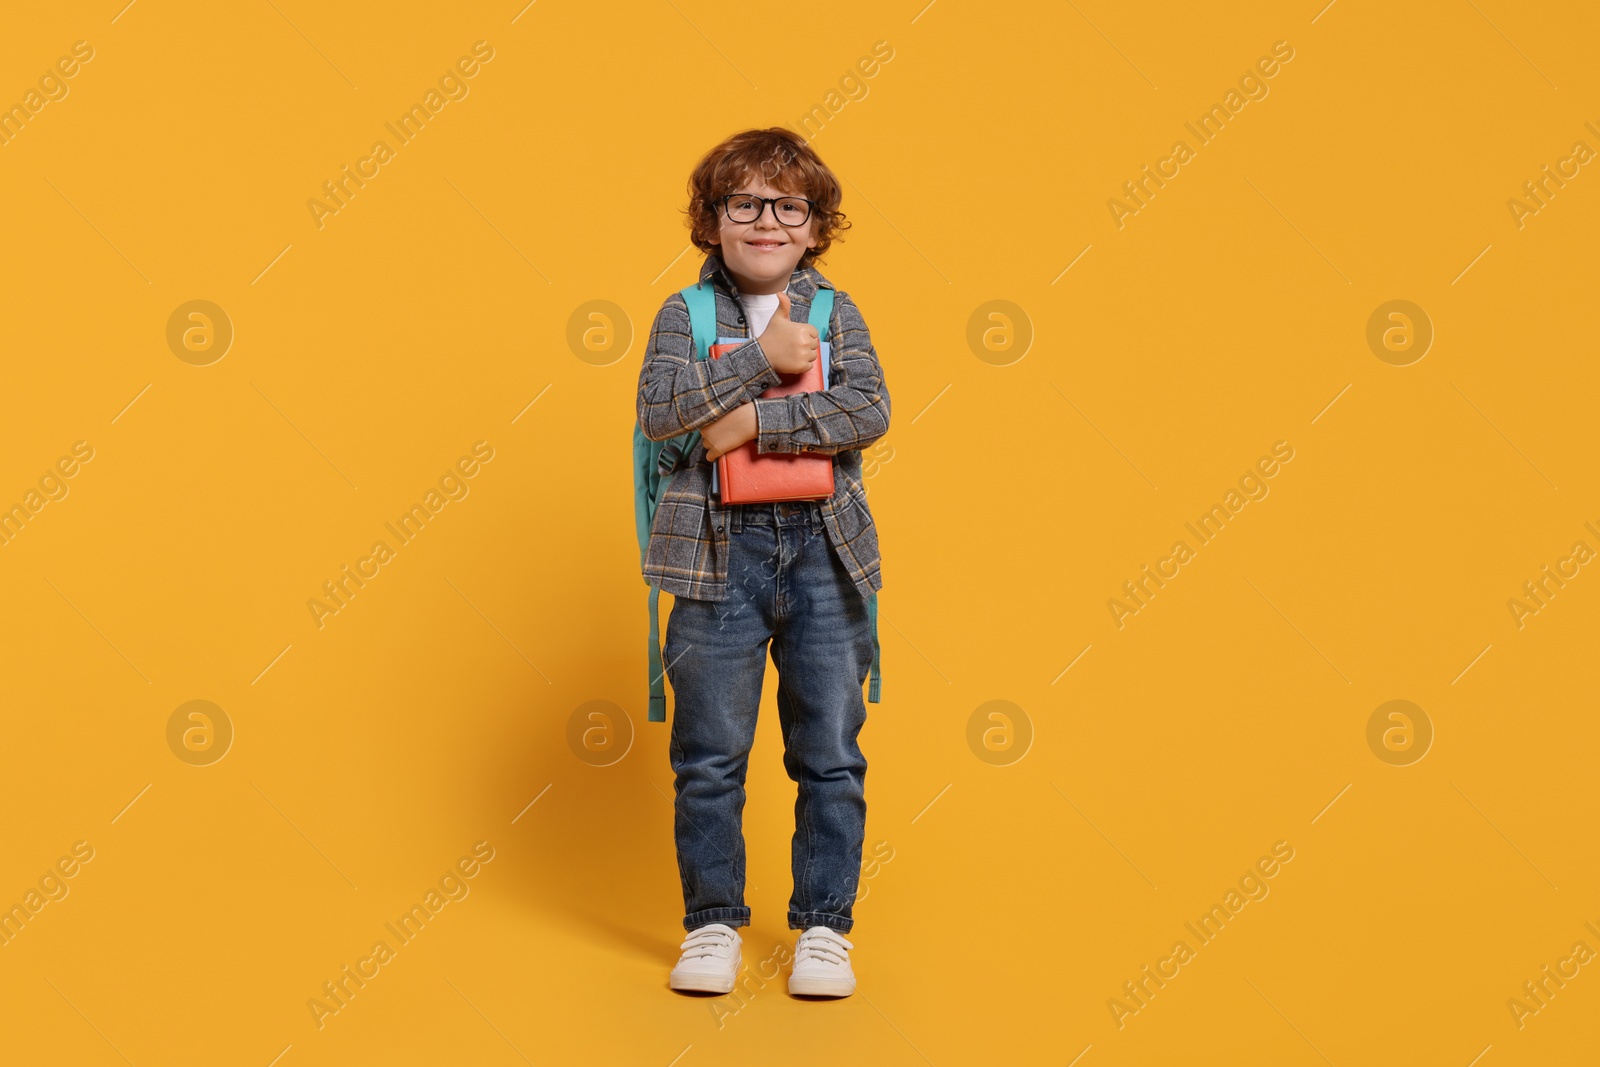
xmin=719 ymin=193 xmax=816 ymax=227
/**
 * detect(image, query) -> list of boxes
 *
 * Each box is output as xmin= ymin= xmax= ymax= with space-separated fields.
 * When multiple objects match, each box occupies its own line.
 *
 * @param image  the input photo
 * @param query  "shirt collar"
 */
xmin=698 ymin=251 xmax=831 ymax=300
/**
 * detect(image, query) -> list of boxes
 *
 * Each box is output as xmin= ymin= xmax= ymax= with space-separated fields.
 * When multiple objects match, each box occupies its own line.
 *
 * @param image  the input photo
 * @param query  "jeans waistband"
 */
xmin=729 ymin=499 xmax=824 ymax=532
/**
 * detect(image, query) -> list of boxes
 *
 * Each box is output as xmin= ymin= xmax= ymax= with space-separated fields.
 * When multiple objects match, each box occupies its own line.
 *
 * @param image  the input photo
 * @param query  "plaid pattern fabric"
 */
xmin=636 ymin=252 xmax=890 ymax=602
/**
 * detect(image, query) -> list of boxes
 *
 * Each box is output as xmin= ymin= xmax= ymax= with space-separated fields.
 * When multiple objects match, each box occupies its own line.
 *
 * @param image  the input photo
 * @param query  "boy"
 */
xmin=636 ymin=128 xmax=890 ymax=998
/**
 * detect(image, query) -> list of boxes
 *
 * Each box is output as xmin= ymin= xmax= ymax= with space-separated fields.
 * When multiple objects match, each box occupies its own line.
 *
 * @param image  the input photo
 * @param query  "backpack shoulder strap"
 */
xmin=680 ymin=281 xmax=716 ymax=361
xmin=807 ymin=285 xmax=834 ymax=342
xmin=809 ymin=284 xmax=874 ymax=699
xmin=646 ymin=282 xmax=717 ymax=725
xmin=867 ymin=591 xmax=880 ymax=703
xmin=647 ymin=584 xmax=667 ymax=721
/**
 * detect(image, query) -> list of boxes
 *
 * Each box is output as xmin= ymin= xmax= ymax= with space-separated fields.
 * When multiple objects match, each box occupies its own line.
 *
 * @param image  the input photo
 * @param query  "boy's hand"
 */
xmin=758 ymin=291 xmax=819 ymax=375
xmin=702 ymin=402 xmax=758 ymax=462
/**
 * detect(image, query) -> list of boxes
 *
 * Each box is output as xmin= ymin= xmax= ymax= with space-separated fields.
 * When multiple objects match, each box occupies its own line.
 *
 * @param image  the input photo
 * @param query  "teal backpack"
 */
xmin=633 ymin=278 xmax=882 ymax=722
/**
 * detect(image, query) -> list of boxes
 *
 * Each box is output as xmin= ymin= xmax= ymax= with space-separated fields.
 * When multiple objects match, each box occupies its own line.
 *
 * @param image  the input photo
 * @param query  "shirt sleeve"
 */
xmin=636 ymin=292 xmax=783 ymax=441
xmin=751 ymin=289 xmax=890 ymax=456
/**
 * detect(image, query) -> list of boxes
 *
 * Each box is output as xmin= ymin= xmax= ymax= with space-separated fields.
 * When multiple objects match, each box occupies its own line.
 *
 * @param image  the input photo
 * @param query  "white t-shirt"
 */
xmin=738 ymin=292 xmax=782 ymax=338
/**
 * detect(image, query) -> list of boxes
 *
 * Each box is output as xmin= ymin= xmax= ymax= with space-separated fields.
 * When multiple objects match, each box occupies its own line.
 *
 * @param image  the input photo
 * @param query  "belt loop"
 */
xmin=729 ymin=503 xmax=742 ymax=533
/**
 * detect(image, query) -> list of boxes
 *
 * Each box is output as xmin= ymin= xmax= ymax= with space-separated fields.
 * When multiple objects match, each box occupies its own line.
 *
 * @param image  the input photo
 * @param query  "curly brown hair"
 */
xmin=684 ymin=127 xmax=851 ymax=270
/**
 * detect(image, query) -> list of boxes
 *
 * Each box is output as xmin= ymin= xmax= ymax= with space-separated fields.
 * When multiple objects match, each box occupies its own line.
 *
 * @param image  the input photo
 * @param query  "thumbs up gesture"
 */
xmin=757 ymin=291 xmax=820 ymax=375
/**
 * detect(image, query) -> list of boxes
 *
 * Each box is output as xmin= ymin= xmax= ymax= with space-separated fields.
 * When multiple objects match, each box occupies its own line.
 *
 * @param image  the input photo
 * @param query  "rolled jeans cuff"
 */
xmin=685 ymin=906 xmax=751 ymax=931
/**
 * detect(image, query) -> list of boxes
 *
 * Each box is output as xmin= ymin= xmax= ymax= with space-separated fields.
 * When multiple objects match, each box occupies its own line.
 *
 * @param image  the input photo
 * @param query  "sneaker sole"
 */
xmin=670 ymin=971 xmax=737 ymax=994
xmin=787 ymin=975 xmax=856 ymax=997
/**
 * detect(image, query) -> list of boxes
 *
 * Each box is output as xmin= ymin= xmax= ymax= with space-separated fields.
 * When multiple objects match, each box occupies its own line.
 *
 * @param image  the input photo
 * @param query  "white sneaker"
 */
xmin=788 ymin=925 xmax=855 ymax=997
xmin=669 ymin=922 xmax=742 ymax=993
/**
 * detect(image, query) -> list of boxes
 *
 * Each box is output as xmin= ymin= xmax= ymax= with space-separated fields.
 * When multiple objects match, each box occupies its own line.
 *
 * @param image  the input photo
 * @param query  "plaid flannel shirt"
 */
xmin=636 ymin=252 xmax=890 ymax=602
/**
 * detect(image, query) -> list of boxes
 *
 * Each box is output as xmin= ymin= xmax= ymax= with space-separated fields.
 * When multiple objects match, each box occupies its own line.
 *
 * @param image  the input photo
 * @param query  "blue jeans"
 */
xmin=664 ymin=499 xmax=873 ymax=934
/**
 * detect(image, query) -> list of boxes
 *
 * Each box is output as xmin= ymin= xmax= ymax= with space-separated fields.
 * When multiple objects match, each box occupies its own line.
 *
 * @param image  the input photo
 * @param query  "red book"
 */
xmin=709 ymin=341 xmax=834 ymax=504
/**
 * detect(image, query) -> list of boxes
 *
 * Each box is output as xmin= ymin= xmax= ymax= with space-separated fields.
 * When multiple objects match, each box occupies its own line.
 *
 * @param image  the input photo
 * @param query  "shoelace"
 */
xmin=678 ymin=926 xmax=736 ymax=960
xmin=794 ymin=928 xmax=853 ymax=966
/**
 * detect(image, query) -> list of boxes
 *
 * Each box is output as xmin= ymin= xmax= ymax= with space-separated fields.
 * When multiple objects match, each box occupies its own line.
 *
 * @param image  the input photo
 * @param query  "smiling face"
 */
xmin=708 ymin=176 xmax=819 ymax=295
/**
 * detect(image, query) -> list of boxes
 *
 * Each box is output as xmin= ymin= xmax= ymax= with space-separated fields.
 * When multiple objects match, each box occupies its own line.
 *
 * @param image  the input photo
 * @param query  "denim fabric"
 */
xmin=664 ymin=499 xmax=873 ymax=934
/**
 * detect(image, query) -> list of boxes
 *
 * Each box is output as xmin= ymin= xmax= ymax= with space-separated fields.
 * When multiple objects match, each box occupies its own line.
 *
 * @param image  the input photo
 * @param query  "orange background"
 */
xmin=1 ymin=1 xmax=1597 ymax=1064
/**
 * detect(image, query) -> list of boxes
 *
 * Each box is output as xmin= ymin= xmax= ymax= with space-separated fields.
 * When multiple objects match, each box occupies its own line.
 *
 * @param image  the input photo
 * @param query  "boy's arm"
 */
xmin=751 ymin=290 xmax=890 ymax=456
xmin=636 ymin=292 xmax=782 ymax=442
